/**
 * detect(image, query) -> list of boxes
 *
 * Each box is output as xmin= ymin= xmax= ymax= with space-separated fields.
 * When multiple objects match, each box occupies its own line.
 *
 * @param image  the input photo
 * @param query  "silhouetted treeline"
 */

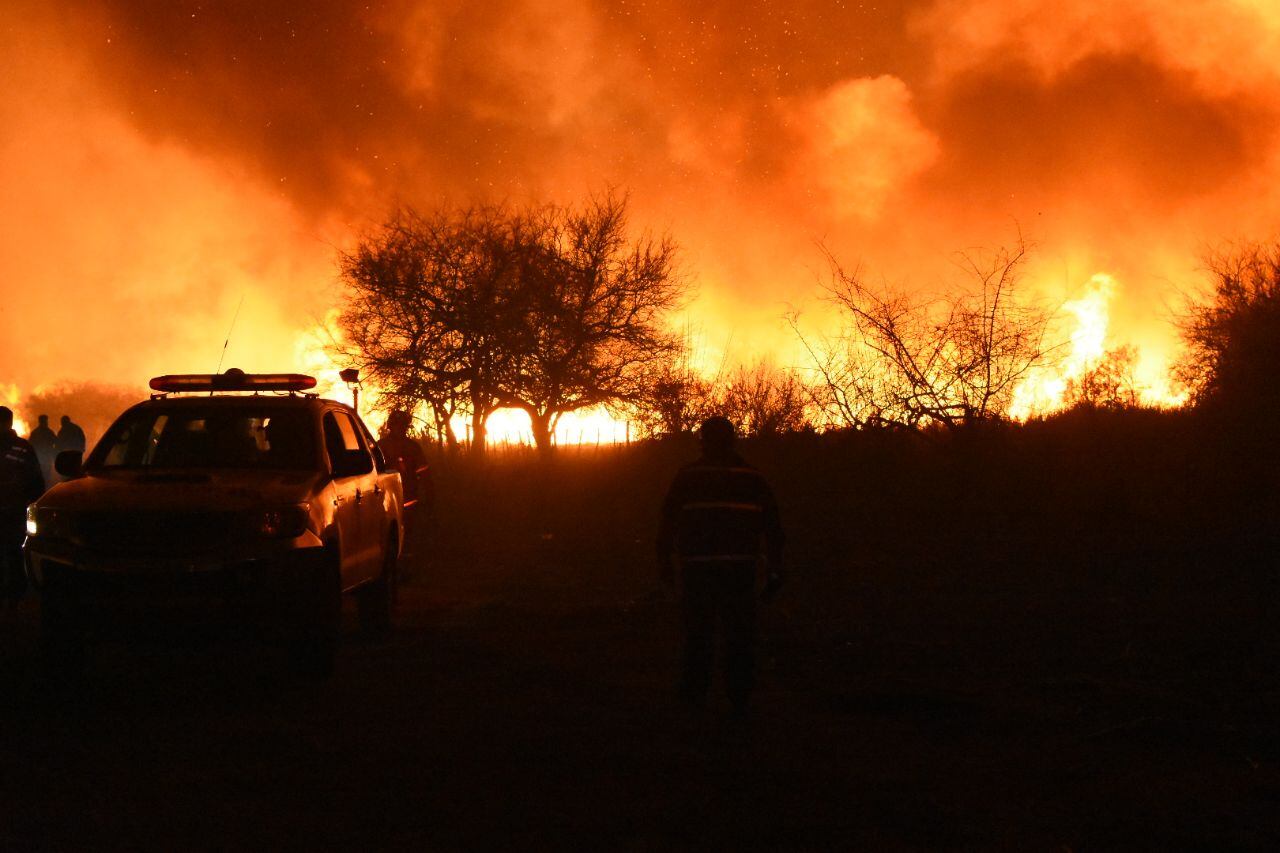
xmin=337 ymin=187 xmax=1280 ymax=449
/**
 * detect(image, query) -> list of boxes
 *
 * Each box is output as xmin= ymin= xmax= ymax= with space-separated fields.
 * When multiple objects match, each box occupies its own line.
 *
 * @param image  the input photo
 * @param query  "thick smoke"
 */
xmin=3 ymin=0 xmax=1279 ymax=395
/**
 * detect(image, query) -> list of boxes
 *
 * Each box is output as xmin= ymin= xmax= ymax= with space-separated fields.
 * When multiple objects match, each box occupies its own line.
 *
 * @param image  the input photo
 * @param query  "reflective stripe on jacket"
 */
xmin=657 ymin=453 xmax=783 ymax=566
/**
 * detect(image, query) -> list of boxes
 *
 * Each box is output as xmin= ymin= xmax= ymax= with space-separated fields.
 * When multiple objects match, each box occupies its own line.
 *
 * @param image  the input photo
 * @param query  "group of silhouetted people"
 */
xmin=26 ymin=414 xmax=85 ymax=487
xmin=0 ymin=410 xmax=86 ymax=604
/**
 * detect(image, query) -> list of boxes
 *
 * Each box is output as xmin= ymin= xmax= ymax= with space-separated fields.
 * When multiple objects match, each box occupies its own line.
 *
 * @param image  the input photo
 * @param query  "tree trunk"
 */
xmin=431 ymin=410 xmax=458 ymax=453
xmin=470 ymin=408 xmax=488 ymax=457
xmin=528 ymin=408 xmax=554 ymax=455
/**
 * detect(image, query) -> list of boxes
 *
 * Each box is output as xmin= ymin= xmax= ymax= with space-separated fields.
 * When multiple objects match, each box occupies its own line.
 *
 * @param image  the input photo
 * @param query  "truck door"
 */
xmin=322 ymin=410 xmax=374 ymax=588
xmin=345 ymin=414 xmax=390 ymax=580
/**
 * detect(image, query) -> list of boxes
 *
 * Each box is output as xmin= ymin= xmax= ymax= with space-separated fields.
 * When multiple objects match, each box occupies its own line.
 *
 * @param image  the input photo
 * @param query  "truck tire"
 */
xmin=357 ymin=532 xmax=398 ymax=638
xmin=39 ymin=584 xmax=86 ymax=674
xmin=288 ymin=548 xmax=341 ymax=678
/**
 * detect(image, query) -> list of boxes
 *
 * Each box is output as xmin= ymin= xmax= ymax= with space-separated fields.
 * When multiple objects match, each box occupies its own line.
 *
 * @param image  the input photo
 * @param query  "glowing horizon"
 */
xmin=4 ymin=2 xmax=1278 ymax=433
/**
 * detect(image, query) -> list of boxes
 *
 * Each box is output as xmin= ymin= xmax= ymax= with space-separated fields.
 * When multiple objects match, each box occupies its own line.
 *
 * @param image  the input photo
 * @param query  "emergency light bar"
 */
xmin=149 ymin=369 xmax=318 ymax=394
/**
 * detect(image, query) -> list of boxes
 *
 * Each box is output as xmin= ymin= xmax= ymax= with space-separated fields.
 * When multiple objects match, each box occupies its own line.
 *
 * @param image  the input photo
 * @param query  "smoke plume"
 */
xmin=3 ymin=0 xmax=1279 ymax=401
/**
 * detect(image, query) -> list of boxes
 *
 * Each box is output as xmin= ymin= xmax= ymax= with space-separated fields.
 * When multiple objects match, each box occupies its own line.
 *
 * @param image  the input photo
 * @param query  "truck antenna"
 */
xmin=215 ymin=293 xmax=246 ymax=375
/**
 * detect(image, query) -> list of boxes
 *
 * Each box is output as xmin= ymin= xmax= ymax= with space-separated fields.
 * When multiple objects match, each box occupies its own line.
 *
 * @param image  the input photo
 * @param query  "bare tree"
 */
xmin=499 ymin=193 xmax=687 ymax=452
xmin=797 ymin=241 xmax=1057 ymax=429
xmin=337 ymin=206 xmax=526 ymax=456
xmin=788 ymin=308 xmax=896 ymax=429
xmin=338 ymin=195 xmax=686 ymax=455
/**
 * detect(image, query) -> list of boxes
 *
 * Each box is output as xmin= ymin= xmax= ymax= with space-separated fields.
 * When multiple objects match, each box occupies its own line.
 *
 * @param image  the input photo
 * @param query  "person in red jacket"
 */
xmin=1 ymin=406 xmax=45 ymax=604
xmin=657 ymin=416 xmax=784 ymax=715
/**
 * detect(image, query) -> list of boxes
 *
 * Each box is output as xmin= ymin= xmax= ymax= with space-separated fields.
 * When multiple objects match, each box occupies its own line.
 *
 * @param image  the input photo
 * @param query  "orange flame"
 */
xmin=1011 ymin=273 xmax=1186 ymax=418
xmin=2 ymin=384 xmax=29 ymax=436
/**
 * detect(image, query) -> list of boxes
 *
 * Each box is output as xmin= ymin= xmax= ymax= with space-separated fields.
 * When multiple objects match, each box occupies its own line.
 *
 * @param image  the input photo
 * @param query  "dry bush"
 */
xmin=718 ymin=361 xmax=812 ymax=436
xmin=1064 ymin=345 xmax=1142 ymax=410
xmin=1176 ymin=242 xmax=1280 ymax=414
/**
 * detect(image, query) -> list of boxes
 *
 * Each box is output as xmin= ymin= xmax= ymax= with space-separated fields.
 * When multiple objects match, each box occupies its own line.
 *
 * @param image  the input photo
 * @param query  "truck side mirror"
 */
xmin=54 ymin=450 xmax=83 ymax=479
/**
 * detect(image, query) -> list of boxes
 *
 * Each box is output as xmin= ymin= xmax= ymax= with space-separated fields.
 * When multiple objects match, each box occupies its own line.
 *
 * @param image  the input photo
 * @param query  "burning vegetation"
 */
xmin=292 ymin=223 xmax=1196 ymax=448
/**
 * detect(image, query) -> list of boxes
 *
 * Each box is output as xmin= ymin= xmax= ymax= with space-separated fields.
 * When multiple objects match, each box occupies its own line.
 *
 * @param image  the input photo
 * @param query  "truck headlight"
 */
xmin=253 ymin=504 xmax=312 ymax=539
xmin=26 ymin=506 xmax=70 ymax=539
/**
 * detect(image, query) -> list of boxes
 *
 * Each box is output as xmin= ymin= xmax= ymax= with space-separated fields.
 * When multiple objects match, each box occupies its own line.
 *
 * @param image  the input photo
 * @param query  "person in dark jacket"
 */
xmin=657 ymin=416 xmax=784 ymax=714
xmin=28 ymin=414 xmax=57 ymax=487
xmin=1 ymin=406 xmax=45 ymax=603
xmin=57 ymin=415 xmax=86 ymax=456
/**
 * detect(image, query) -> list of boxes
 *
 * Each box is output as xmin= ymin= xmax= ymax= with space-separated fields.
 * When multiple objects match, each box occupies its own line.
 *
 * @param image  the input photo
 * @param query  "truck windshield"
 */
xmin=93 ymin=405 xmax=316 ymax=471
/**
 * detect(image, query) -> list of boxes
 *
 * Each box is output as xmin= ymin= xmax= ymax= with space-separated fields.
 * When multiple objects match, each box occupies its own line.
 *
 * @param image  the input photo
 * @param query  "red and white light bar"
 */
xmin=149 ymin=369 xmax=317 ymax=394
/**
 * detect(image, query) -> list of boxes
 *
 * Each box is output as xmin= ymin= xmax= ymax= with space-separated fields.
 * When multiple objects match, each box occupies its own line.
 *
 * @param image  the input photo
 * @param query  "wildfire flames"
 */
xmin=1010 ymin=273 xmax=1186 ymax=419
xmin=2 ymin=385 xmax=29 ymax=437
xmin=5 ymin=1 xmax=1279 ymax=441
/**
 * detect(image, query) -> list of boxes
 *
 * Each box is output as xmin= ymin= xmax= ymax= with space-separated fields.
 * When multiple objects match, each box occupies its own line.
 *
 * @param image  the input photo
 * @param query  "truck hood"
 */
xmin=37 ymin=469 xmax=324 ymax=512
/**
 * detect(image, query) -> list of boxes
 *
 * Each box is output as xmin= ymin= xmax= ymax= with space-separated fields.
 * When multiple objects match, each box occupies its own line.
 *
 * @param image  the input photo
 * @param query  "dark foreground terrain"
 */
xmin=3 ymin=426 xmax=1280 ymax=850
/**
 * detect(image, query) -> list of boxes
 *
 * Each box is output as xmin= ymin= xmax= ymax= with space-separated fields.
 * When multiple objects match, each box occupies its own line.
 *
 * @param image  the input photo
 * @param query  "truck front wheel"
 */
xmin=39 ymin=577 xmax=86 ymax=674
xmin=288 ymin=547 xmax=341 ymax=678
xmin=356 ymin=531 xmax=398 ymax=638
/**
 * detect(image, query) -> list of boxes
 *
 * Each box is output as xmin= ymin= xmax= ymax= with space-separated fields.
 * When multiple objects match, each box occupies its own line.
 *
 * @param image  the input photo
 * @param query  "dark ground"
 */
xmin=3 ymin=423 xmax=1280 ymax=850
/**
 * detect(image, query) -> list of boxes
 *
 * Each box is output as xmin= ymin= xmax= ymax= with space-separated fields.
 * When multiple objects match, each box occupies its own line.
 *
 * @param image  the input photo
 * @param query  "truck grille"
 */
xmin=74 ymin=511 xmax=237 ymax=554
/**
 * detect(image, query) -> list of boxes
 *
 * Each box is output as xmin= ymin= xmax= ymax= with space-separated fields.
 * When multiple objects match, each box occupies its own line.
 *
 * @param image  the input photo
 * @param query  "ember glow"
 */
xmin=477 ymin=408 xmax=631 ymax=447
xmin=4 ymin=1 xmax=1280 ymax=440
xmin=295 ymin=316 xmax=634 ymax=445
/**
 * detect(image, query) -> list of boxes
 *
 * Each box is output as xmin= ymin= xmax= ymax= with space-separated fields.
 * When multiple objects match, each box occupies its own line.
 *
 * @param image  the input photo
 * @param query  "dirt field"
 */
xmin=2 ymin=439 xmax=1279 ymax=850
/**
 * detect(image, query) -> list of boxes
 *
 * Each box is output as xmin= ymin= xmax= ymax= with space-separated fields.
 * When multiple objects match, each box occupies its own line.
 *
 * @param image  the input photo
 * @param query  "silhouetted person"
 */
xmin=1 ymin=406 xmax=44 ymax=604
xmin=57 ymin=415 xmax=86 ymax=457
xmin=378 ymin=411 xmax=432 ymax=551
xmin=28 ymin=414 xmax=57 ymax=486
xmin=658 ymin=416 xmax=784 ymax=715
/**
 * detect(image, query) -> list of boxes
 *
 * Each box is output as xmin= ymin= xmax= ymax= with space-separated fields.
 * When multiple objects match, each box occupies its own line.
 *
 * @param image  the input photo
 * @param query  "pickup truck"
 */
xmin=23 ymin=370 xmax=404 ymax=676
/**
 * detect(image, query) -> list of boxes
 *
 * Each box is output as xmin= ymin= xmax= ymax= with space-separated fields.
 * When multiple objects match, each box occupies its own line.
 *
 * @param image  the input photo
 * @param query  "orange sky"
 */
xmin=3 ymin=0 xmax=1280 ymax=406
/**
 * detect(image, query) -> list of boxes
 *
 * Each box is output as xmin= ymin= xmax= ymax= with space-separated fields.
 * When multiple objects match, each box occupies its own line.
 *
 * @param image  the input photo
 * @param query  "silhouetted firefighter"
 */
xmin=658 ymin=416 xmax=785 ymax=715
xmin=378 ymin=411 xmax=432 ymax=555
xmin=0 ymin=406 xmax=44 ymax=604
